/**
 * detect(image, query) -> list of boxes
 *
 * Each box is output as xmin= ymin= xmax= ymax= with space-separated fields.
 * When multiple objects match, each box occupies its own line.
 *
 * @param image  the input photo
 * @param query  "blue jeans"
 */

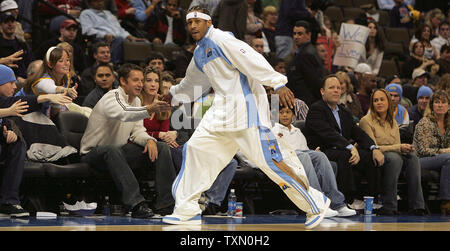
xmin=295 ymin=149 xmax=346 ymax=210
xmin=205 ymin=158 xmax=238 ymax=206
xmin=419 ymin=153 xmax=450 ymax=200
xmin=381 ymin=152 xmax=424 ymax=211
xmin=275 ymin=35 xmax=293 ymax=59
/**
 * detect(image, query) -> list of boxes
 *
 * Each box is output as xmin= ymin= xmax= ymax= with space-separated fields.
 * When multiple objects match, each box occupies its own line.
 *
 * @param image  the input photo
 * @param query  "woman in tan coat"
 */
xmin=360 ymin=89 xmax=425 ymax=215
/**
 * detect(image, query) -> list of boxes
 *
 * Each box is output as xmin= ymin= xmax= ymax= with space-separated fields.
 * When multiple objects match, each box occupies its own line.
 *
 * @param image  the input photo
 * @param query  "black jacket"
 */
xmin=303 ymin=99 xmax=375 ymax=151
xmin=286 ymin=42 xmax=324 ymax=106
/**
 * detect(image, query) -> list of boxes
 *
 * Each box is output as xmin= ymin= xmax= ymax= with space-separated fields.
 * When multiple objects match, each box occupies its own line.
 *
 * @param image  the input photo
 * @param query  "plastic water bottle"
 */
xmin=227 ymin=189 xmax=236 ymax=216
xmin=103 ymin=196 xmax=111 ymax=216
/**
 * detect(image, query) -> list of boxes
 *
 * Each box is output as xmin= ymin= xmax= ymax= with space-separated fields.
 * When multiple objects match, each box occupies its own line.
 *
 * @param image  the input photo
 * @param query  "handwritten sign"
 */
xmin=332 ymin=23 xmax=369 ymax=68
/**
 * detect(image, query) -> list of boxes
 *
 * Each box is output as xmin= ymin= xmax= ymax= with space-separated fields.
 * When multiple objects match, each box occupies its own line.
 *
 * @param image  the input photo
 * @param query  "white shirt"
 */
xmin=272 ymin=123 xmax=309 ymax=151
xmin=80 ymin=9 xmax=130 ymax=39
xmin=80 ymin=87 xmax=155 ymax=155
xmin=170 ymin=25 xmax=287 ymax=132
xmin=431 ymin=35 xmax=450 ymax=57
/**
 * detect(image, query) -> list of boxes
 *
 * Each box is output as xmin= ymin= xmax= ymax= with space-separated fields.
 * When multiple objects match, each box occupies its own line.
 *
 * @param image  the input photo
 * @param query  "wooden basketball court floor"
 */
xmin=0 ymin=214 xmax=449 ymax=231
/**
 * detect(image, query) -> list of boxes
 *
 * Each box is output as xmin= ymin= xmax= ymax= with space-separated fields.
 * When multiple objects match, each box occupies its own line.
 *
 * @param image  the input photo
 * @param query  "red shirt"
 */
xmin=143 ymin=115 xmax=169 ymax=139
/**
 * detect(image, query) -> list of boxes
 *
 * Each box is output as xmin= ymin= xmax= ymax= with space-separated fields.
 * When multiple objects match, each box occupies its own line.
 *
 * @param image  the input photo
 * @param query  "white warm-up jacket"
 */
xmin=170 ymin=25 xmax=287 ymax=132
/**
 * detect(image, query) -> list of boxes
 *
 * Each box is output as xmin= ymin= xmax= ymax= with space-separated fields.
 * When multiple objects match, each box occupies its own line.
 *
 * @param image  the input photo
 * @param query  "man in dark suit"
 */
xmin=286 ymin=20 xmax=324 ymax=106
xmin=304 ymin=75 xmax=385 ymax=203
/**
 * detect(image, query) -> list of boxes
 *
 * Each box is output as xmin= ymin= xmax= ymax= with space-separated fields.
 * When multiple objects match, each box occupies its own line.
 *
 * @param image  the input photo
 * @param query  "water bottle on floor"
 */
xmin=227 ymin=189 xmax=236 ymax=216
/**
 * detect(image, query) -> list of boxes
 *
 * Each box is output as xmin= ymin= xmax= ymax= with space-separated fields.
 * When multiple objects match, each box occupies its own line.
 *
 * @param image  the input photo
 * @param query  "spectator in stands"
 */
xmin=389 ymin=0 xmax=414 ymax=29
xmin=160 ymin=71 xmax=175 ymax=96
xmin=402 ymin=41 xmax=438 ymax=80
xmin=80 ymin=42 xmax=116 ymax=98
xmin=0 ymin=12 xmax=31 ymax=85
xmin=0 ymin=0 xmax=24 ymax=42
xmin=354 ymin=63 xmax=377 ymax=115
xmin=250 ymin=37 xmax=267 ymax=58
xmin=403 ymin=68 xmax=430 ymax=106
xmin=413 ymin=90 xmax=450 ymax=215
xmin=274 ymin=0 xmax=311 ymax=59
xmin=270 ymin=57 xmax=286 ymax=75
xmin=36 ymin=19 xmax=87 ymax=75
xmin=145 ymin=52 xmax=165 ymax=73
xmin=261 ymin=5 xmax=277 ymax=54
xmin=80 ymin=0 xmax=146 ymax=65
xmin=385 ymin=83 xmax=410 ymax=126
xmin=425 ymin=8 xmax=445 ymax=39
xmin=286 ymin=20 xmax=324 ymax=106
xmin=361 ymin=21 xmax=385 ymax=75
xmin=141 ymin=66 xmax=177 ymax=147
xmin=377 ymin=0 xmax=415 ymax=10
xmin=408 ymin=85 xmax=433 ymax=129
xmin=360 ymin=89 xmax=425 ymax=215
xmin=212 ymin=0 xmax=247 ymax=41
xmin=38 ymin=0 xmax=83 ymax=34
xmin=336 ymin=71 xmax=364 ymax=121
xmin=82 ymin=62 xmax=117 ymax=108
xmin=245 ymin=0 xmax=263 ymax=45
xmin=19 ymin=47 xmax=78 ymax=119
xmin=437 ymin=44 xmax=450 ymax=76
xmin=0 ymin=64 xmax=72 ymax=218
xmin=82 ymin=0 xmax=119 ymax=16
xmin=273 ymin=104 xmax=356 ymax=217
xmin=438 ymin=73 xmax=450 ymax=97
xmin=56 ymin=42 xmax=82 ymax=100
xmin=131 ymin=0 xmax=161 ymax=23
xmin=80 ymin=63 xmax=175 ymax=217
xmin=409 ymin=23 xmax=439 ymax=60
xmin=144 ymin=0 xmax=187 ymax=46
xmin=304 ymin=75 xmax=384 ymax=206
xmin=315 ymin=42 xmax=330 ymax=76
xmin=115 ymin=0 xmax=136 ymax=20
xmin=431 ymin=21 xmax=450 ymax=58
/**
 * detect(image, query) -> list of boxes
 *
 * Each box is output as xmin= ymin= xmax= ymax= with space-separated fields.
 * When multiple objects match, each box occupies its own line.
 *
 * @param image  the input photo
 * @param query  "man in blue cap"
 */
xmin=385 ymin=83 xmax=410 ymax=127
xmin=0 ymin=64 xmax=72 ymax=217
xmin=407 ymin=85 xmax=433 ymax=128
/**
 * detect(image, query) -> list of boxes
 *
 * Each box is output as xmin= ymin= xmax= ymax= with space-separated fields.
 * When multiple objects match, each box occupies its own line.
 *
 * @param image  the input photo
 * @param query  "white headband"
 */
xmin=186 ymin=11 xmax=211 ymax=21
xmin=45 ymin=46 xmax=58 ymax=62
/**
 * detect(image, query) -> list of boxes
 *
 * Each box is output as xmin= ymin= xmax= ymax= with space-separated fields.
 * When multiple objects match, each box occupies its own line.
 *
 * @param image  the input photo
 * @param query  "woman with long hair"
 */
xmin=19 ymin=46 xmax=77 ymax=118
xmin=360 ymin=89 xmax=425 ymax=215
xmin=413 ymin=90 xmax=450 ymax=214
xmin=402 ymin=41 xmax=438 ymax=79
xmin=336 ymin=71 xmax=364 ymax=120
xmin=141 ymin=66 xmax=178 ymax=148
xmin=409 ymin=24 xmax=439 ymax=60
xmin=361 ymin=21 xmax=385 ymax=75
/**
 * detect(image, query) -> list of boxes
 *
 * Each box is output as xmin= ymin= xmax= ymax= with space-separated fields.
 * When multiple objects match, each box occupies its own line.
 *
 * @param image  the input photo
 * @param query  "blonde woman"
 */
xmin=360 ymin=89 xmax=425 ymax=215
xmin=336 ymin=71 xmax=364 ymax=120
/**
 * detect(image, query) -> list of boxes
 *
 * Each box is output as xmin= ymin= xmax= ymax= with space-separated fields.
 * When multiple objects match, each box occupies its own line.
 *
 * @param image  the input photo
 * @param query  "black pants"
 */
xmin=323 ymin=147 xmax=381 ymax=202
xmin=81 ymin=142 xmax=176 ymax=210
xmin=0 ymin=139 xmax=26 ymax=205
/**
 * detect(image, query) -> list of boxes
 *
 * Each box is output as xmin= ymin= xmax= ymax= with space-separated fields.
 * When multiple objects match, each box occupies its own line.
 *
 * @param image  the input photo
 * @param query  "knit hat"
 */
xmin=416 ymin=86 xmax=433 ymax=100
xmin=385 ymin=83 xmax=403 ymax=97
xmin=0 ymin=64 xmax=16 ymax=86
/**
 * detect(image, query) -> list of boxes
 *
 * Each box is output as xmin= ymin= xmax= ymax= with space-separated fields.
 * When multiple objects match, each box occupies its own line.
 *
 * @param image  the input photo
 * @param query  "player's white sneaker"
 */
xmin=162 ymin=213 xmax=202 ymax=225
xmin=305 ymin=195 xmax=330 ymax=229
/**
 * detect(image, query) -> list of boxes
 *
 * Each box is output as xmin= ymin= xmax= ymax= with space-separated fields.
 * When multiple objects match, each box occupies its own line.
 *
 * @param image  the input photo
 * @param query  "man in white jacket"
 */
xmin=80 ymin=63 xmax=175 ymax=218
xmin=162 ymin=6 xmax=330 ymax=229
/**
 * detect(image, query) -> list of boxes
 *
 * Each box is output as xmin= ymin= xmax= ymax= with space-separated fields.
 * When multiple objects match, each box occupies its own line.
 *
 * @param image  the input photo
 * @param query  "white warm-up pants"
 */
xmin=171 ymin=125 xmax=328 ymax=218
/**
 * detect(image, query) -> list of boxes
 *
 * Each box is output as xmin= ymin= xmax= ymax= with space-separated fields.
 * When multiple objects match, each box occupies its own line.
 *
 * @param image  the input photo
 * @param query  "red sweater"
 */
xmin=143 ymin=116 xmax=169 ymax=139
